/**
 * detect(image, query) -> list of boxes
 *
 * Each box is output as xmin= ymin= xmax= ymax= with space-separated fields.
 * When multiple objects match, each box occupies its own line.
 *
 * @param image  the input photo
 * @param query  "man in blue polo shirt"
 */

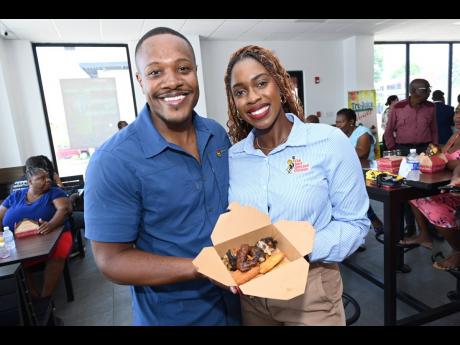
xmin=84 ymin=27 xmax=241 ymax=326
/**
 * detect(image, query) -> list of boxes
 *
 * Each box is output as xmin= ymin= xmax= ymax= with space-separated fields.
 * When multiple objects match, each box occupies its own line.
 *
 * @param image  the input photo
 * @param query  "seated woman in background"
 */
xmin=335 ymin=108 xmax=384 ymax=234
xmin=0 ymin=166 xmax=73 ymax=298
xmin=402 ymin=103 xmax=460 ymax=270
xmin=10 ymin=155 xmax=64 ymax=193
xmin=11 ymin=155 xmax=85 ymax=253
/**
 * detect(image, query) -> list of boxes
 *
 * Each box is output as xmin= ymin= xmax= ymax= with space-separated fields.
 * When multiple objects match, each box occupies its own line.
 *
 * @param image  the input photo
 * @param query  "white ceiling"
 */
xmin=1 ymin=19 xmax=460 ymax=43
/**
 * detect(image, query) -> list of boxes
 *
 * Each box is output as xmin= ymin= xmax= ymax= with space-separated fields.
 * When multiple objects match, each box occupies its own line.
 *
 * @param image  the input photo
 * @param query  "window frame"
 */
xmin=375 ymin=41 xmax=460 ymax=105
xmin=32 ymin=43 xmax=138 ymax=175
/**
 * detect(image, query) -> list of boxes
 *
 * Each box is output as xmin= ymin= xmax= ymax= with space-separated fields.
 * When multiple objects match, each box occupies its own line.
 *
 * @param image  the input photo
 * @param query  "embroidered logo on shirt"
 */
xmin=286 ymin=156 xmax=309 ymax=174
xmin=286 ymin=159 xmax=295 ymax=173
xmin=216 ymin=148 xmax=226 ymax=157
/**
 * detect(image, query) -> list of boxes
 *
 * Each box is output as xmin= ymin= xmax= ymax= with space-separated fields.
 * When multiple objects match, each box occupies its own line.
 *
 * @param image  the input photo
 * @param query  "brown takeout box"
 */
xmin=15 ymin=219 xmax=40 ymax=238
xmin=193 ymin=202 xmax=315 ymax=300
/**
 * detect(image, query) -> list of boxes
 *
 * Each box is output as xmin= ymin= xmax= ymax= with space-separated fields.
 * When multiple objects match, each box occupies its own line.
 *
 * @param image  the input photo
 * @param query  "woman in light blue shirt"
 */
xmin=336 ymin=108 xmax=383 ymax=235
xmin=224 ymin=45 xmax=370 ymax=326
xmin=335 ymin=108 xmax=376 ymax=161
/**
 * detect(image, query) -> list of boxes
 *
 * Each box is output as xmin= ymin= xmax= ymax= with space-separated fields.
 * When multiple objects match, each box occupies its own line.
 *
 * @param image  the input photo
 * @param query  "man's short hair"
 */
xmin=432 ymin=90 xmax=444 ymax=101
xmin=135 ymin=27 xmax=196 ymax=68
xmin=385 ymin=95 xmax=398 ymax=106
xmin=306 ymin=115 xmax=320 ymax=123
xmin=409 ymin=78 xmax=430 ymax=93
xmin=117 ymin=121 xmax=128 ymax=130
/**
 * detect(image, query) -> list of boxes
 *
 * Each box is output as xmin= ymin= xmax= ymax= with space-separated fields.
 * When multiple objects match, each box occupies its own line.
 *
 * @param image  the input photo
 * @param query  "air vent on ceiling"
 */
xmin=295 ymin=19 xmax=328 ymax=23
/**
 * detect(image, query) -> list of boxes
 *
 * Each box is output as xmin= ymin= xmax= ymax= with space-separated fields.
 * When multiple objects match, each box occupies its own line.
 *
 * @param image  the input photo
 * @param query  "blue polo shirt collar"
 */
xmin=240 ymin=113 xmax=306 ymax=155
xmin=134 ymin=103 xmax=214 ymax=158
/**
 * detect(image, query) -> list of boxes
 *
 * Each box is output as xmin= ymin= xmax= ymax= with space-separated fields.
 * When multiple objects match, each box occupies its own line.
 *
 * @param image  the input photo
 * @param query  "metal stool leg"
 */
xmin=447 ymin=271 xmax=460 ymax=301
xmin=76 ymin=228 xmax=85 ymax=259
xmin=63 ymin=260 xmax=74 ymax=302
xmin=342 ymin=292 xmax=361 ymax=326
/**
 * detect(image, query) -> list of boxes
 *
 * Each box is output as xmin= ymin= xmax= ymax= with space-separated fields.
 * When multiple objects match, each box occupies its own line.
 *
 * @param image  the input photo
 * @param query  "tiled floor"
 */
xmin=342 ymin=201 xmax=460 ymax=326
xmin=53 ymin=244 xmax=132 ymax=326
xmin=52 ymin=199 xmax=460 ymax=326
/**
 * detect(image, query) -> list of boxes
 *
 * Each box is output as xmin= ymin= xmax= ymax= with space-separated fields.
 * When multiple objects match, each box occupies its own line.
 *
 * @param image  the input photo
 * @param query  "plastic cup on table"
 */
xmin=383 ymin=151 xmax=392 ymax=157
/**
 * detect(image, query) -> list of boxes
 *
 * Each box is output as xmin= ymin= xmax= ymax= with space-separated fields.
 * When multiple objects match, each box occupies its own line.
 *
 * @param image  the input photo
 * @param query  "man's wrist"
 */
xmin=190 ymin=260 xmax=203 ymax=280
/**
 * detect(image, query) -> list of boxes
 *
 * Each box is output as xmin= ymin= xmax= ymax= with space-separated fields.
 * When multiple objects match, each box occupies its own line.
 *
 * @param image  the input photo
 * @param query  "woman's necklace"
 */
xmin=255 ymin=136 xmax=288 ymax=151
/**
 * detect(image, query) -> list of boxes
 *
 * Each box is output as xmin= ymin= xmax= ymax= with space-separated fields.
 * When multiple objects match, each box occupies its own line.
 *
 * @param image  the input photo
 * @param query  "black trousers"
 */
xmin=396 ymin=142 xmax=430 ymax=233
xmin=381 ymin=137 xmax=388 ymax=153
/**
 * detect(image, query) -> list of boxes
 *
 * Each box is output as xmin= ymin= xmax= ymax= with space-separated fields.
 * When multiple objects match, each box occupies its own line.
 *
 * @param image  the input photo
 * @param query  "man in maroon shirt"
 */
xmin=384 ymin=79 xmax=438 ymax=156
xmin=384 ymin=79 xmax=438 ymax=240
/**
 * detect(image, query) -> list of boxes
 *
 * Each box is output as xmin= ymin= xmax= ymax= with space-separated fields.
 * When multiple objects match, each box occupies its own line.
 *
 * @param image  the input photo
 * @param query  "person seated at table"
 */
xmin=10 ymin=155 xmax=64 ymax=193
xmin=401 ymin=103 xmax=460 ymax=270
xmin=336 ymin=108 xmax=384 ymax=235
xmin=0 ymin=166 xmax=73 ymax=298
xmin=11 ymin=155 xmax=84 ymax=253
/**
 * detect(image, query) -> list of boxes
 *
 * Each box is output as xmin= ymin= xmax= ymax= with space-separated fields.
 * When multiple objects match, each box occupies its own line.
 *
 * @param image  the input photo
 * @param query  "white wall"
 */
xmin=0 ymin=39 xmax=51 ymax=168
xmin=201 ymin=40 xmax=348 ymax=127
xmin=7 ymin=41 xmax=52 ymax=161
xmin=0 ymin=38 xmax=22 ymax=167
xmin=127 ymin=41 xmax=146 ymax=114
xmin=343 ymin=35 xmax=374 ymax=104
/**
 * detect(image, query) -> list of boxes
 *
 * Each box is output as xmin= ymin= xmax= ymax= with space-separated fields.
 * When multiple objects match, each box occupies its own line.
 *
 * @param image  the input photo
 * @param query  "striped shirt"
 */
xmin=229 ymin=113 xmax=370 ymax=263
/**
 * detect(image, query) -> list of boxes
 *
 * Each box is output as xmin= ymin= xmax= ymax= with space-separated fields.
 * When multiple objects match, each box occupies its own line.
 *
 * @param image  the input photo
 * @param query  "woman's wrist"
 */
xmin=46 ymin=219 xmax=64 ymax=231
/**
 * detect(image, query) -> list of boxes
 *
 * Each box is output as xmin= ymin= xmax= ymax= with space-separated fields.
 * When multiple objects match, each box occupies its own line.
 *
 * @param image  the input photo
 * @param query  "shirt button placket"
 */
xmin=263 ymin=157 xmax=269 ymax=207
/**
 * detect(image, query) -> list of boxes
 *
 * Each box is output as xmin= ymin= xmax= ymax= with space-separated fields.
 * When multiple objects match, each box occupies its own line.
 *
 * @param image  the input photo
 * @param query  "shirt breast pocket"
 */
xmin=141 ymin=163 xmax=196 ymax=214
xmin=398 ymin=112 xmax=411 ymax=128
xmin=419 ymin=113 xmax=432 ymax=128
xmin=296 ymin=171 xmax=328 ymax=193
xmin=282 ymin=169 xmax=329 ymax=217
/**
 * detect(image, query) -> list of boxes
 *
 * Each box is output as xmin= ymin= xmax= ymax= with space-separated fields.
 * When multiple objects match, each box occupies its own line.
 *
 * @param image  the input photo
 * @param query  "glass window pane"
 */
xmin=452 ymin=44 xmax=460 ymax=107
xmin=374 ymin=44 xmax=407 ymax=140
xmin=34 ymin=45 xmax=137 ymax=178
xmin=409 ymin=43 xmax=449 ymax=101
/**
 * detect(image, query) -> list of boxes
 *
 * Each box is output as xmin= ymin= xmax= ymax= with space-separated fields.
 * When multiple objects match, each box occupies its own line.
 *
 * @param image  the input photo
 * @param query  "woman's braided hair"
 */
xmin=224 ymin=45 xmax=304 ymax=144
xmin=25 ymin=167 xmax=48 ymax=180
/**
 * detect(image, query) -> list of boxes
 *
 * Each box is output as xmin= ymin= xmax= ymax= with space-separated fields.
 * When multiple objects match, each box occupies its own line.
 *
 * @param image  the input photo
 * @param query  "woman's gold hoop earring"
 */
xmin=236 ymin=110 xmax=241 ymax=119
xmin=281 ymin=95 xmax=286 ymax=104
